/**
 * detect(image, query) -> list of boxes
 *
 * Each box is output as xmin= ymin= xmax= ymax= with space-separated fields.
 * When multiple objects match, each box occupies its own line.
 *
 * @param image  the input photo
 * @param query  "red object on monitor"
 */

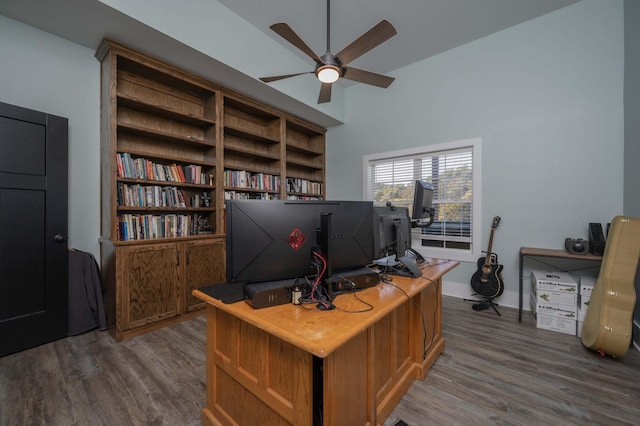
xmin=287 ymin=228 xmax=307 ymax=250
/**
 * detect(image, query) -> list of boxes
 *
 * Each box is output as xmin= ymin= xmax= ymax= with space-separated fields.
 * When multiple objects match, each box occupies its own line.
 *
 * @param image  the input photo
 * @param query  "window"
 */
xmin=363 ymin=138 xmax=481 ymax=262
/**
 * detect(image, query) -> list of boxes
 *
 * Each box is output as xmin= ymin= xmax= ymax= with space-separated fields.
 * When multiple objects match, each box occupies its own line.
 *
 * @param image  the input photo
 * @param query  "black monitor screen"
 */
xmin=412 ymin=180 xmax=434 ymax=220
xmin=226 ymin=199 xmax=374 ymax=284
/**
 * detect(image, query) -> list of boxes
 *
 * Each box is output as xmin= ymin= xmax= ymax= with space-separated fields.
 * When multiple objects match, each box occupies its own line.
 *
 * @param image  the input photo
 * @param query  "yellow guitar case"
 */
xmin=581 ymin=216 xmax=640 ymax=357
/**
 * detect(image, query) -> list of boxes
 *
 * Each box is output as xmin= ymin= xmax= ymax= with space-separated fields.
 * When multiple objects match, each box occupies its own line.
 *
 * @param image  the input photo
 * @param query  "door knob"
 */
xmin=54 ymin=234 xmax=65 ymax=243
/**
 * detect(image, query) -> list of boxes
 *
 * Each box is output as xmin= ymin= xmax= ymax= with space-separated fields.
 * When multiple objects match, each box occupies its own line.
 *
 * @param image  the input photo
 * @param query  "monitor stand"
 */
xmin=396 ymin=255 xmax=422 ymax=278
xmin=373 ymin=254 xmax=401 ymax=268
xmin=374 ymin=251 xmax=423 ymax=278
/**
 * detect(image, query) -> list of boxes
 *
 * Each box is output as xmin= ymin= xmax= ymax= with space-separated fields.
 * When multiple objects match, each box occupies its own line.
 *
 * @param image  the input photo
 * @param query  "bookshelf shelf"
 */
xmin=286 ymin=157 xmax=324 ymax=170
xmin=286 ymin=123 xmax=324 ymax=155
xmin=117 ymin=122 xmax=214 ymax=148
xmin=117 ymin=177 xmax=214 ymax=190
xmin=223 ymin=142 xmax=280 ymax=160
xmin=225 ymin=187 xmax=280 ymax=193
xmin=115 ymin=149 xmax=216 ymax=168
xmin=117 ymin=94 xmax=216 ymax=127
xmin=116 ymin=206 xmax=216 ymax=212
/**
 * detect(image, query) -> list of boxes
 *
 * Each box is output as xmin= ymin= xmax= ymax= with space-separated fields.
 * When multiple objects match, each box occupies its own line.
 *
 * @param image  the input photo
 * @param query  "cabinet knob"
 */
xmin=54 ymin=234 xmax=65 ymax=243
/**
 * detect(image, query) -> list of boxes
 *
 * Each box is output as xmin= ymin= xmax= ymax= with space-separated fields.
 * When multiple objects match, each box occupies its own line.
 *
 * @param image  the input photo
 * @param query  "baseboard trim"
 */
xmin=442 ymin=279 xmax=522 ymax=310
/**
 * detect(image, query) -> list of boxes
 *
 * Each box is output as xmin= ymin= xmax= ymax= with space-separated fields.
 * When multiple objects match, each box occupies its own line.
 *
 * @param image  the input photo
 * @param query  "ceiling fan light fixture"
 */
xmin=316 ymin=64 xmax=340 ymax=83
xmin=262 ymin=0 xmax=397 ymax=103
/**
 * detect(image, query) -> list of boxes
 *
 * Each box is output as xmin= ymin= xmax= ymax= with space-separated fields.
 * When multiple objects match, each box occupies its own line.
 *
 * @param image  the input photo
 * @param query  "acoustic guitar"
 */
xmin=470 ymin=216 xmax=504 ymax=299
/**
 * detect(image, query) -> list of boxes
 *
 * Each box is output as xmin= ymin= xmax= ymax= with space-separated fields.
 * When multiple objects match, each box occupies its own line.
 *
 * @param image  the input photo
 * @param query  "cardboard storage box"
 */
xmin=578 ymin=287 xmax=594 ymax=322
xmin=531 ymin=309 xmax=577 ymax=335
xmin=532 ymin=270 xmax=578 ymax=293
xmin=530 ymin=291 xmax=578 ymax=336
xmin=577 ymin=303 xmax=589 ymax=323
xmin=577 ymin=276 xmax=595 ymax=322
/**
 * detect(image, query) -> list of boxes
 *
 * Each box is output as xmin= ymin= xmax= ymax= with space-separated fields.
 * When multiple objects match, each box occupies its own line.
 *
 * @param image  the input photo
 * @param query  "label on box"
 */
xmin=533 ymin=311 xmax=577 ymax=335
xmin=535 ymin=302 xmax=577 ymax=319
xmin=580 ymin=284 xmax=594 ymax=299
xmin=532 ymin=288 xmax=577 ymax=307
xmin=532 ymin=270 xmax=577 ymax=293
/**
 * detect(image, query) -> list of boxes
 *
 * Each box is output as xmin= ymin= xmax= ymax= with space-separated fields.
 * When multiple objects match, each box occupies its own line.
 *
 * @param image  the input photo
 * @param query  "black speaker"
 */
xmin=243 ymin=280 xmax=292 ymax=309
xmin=565 ymin=237 xmax=589 ymax=255
xmin=588 ymin=222 xmax=606 ymax=256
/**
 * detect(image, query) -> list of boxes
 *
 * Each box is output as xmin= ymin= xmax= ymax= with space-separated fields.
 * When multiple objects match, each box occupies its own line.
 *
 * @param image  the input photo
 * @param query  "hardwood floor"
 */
xmin=1 ymin=296 xmax=639 ymax=425
xmin=384 ymin=297 xmax=640 ymax=426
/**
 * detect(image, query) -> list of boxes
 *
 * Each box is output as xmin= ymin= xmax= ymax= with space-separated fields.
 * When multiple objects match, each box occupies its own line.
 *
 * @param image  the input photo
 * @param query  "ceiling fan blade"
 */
xmin=335 ymin=20 xmax=397 ymax=66
xmin=260 ymin=72 xmax=312 ymax=83
xmin=342 ymin=67 xmax=395 ymax=88
xmin=318 ymin=82 xmax=332 ymax=104
xmin=270 ymin=23 xmax=323 ymax=64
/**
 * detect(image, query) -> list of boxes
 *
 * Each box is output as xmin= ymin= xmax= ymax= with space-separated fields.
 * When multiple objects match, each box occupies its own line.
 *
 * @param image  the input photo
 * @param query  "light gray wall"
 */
xmin=625 ymin=0 xmax=640 ymax=217
xmin=0 ymin=15 xmax=101 ymax=260
xmin=624 ymin=0 xmax=640 ymax=353
xmin=326 ymin=0 xmax=624 ymax=308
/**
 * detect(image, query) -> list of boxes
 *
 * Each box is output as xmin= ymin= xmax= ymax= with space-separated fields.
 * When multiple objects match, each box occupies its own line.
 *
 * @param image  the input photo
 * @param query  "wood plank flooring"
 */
xmin=384 ymin=297 xmax=640 ymax=426
xmin=1 ymin=296 xmax=639 ymax=425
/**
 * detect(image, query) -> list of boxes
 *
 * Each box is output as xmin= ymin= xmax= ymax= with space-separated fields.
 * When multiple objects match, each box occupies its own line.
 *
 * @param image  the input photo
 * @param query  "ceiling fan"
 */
xmin=260 ymin=0 xmax=397 ymax=104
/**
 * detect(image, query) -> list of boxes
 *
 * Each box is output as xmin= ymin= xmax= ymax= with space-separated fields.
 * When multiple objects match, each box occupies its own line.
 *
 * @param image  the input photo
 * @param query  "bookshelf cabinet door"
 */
xmin=183 ymin=238 xmax=226 ymax=312
xmin=118 ymin=243 xmax=179 ymax=330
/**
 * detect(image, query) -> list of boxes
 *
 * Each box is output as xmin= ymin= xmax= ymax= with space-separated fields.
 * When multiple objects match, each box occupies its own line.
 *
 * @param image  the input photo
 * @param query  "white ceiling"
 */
xmin=0 ymin=0 xmax=581 ymax=126
xmin=219 ymin=0 xmax=581 ymax=81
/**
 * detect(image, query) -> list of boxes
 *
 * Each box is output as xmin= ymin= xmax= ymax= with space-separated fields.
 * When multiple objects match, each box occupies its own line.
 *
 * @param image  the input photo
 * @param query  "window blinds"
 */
xmin=366 ymin=146 xmax=474 ymax=251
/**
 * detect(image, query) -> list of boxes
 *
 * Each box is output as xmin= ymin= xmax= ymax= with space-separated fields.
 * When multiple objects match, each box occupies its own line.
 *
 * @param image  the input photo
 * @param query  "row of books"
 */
xmin=117 ymin=213 xmax=193 ymax=241
xmin=224 ymin=169 xmax=281 ymax=191
xmin=286 ymin=195 xmax=323 ymax=200
xmin=116 ymin=152 xmax=210 ymax=185
xmin=286 ymin=178 xmax=322 ymax=195
xmin=117 ymin=183 xmax=190 ymax=208
xmin=224 ymin=191 xmax=280 ymax=200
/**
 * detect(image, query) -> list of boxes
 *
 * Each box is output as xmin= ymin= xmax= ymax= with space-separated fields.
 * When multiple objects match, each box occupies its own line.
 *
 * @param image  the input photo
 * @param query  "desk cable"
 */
xmin=380 ymin=273 xmax=438 ymax=360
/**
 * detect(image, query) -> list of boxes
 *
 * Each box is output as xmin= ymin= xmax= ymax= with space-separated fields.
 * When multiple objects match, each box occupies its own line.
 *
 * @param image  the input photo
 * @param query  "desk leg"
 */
xmin=519 ymin=252 xmax=524 ymax=322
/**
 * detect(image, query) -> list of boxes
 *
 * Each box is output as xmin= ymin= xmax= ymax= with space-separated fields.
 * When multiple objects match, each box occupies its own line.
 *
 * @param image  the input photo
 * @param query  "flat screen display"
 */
xmin=372 ymin=205 xmax=412 ymax=260
xmin=226 ymin=200 xmax=374 ymax=284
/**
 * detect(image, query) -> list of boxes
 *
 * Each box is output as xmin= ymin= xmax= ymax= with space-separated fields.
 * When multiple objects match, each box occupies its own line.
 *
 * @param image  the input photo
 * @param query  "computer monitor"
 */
xmin=372 ymin=205 xmax=421 ymax=277
xmin=412 ymin=180 xmax=434 ymax=227
xmin=225 ymin=199 xmax=374 ymax=285
xmin=372 ymin=205 xmax=412 ymax=260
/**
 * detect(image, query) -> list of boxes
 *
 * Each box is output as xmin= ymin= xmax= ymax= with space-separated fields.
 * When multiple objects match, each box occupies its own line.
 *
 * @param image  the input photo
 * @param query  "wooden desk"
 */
xmin=193 ymin=259 xmax=458 ymax=426
xmin=518 ymin=247 xmax=602 ymax=322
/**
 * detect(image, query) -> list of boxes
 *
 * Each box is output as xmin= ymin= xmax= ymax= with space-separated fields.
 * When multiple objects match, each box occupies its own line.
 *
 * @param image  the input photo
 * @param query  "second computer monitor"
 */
xmin=372 ymin=205 xmax=412 ymax=260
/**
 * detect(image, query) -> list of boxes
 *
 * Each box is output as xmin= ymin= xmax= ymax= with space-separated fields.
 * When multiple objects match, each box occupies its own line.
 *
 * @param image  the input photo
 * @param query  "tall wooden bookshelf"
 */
xmin=96 ymin=40 xmax=326 ymax=340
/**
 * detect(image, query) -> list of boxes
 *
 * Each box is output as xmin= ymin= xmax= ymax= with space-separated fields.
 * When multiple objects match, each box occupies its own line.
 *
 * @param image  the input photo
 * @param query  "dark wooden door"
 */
xmin=0 ymin=102 xmax=68 ymax=357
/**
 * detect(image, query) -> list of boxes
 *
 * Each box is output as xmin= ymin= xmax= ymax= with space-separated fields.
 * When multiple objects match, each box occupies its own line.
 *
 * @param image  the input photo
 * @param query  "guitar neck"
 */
xmin=484 ymin=228 xmax=496 ymax=266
